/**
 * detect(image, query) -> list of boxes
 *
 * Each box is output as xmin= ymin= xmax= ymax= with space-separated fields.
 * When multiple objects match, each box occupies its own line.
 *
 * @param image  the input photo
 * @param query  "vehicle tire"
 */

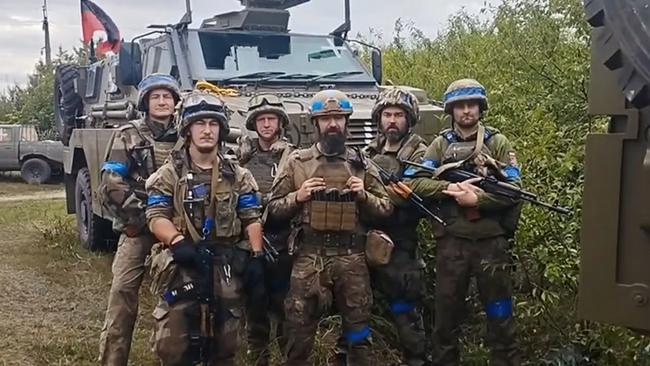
xmin=585 ymin=0 xmax=650 ymax=108
xmin=54 ymin=64 xmax=83 ymax=146
xmin=20 ymin=158 xmax=52 ymax=184
xmin=74 ymin=167 xmax=117 ymax=251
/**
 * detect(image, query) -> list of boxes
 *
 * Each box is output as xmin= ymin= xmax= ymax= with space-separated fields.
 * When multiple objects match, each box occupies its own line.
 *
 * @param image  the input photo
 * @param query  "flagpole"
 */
xmin=42 ymin=0 xmax=52 ymax=65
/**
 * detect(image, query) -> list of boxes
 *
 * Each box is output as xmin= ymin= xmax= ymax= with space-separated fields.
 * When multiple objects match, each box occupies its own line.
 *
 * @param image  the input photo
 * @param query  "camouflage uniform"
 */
xmin=237 ymin=94 xmax=296 ymax=365
xmin=267 ymin=90 xmax=393 ymax=366
xmin=98 ymin=73 xmax=180 ymax=366
xmin=363 ymin=88 xmax=429 ymax=366
xmin=409 ymin=79 xmax=522 ymax=366
xmin=146 ymin=91 xmax=263 ymax=366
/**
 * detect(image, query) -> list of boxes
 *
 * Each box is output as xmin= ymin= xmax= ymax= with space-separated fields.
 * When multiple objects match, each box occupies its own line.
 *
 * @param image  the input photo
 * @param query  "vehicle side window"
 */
xmin=21 ymin=127 xmax=38 ymax=142
xmin=0 ymin=128 xmax=12 ymax=143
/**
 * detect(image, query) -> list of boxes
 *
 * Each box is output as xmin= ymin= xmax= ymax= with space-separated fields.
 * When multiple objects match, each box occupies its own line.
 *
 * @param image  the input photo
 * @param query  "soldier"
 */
xmin=98 ymin=73 xmax=181 ymax=366
xmin=363 ymin=88 xmax=429 ymax=366
xmin=267 ymin=90 xmax=393 ymax=366
xmin=237 ymin=94 xmax=296 ymax=365
xmin=409 ymin=79 xmax=522 ymax=366
xmin=145 ymin=90 xmax=264 ymax=365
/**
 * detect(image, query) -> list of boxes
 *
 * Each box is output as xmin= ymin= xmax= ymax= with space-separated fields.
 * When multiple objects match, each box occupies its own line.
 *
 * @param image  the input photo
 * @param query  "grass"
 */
xmin=0 ymin=172 xmax=63 ymax=197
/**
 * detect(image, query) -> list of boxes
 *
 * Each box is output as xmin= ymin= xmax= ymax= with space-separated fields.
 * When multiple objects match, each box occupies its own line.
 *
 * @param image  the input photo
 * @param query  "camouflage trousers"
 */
xmin=98 ymin=233 xmax=155 ymax=366
xmin=433 ymin=235 xmax=521 ymax=366
xmin=245 ymin=249 xmax=292 ymax=365
xmin=371 ymin=244 xmax=427 ymax=366
xmin=149 ymin=246 xmax=244 ymax=366
xmin=285 ymin=251 xmax=373 ymax=366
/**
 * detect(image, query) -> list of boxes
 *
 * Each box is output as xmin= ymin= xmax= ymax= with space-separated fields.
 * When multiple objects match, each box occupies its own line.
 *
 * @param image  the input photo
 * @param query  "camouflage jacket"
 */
xmin=99 ymin=118 xmax=176 ymax=235
xmin=409 ymin=123 xmax=521 ymax=239
xmin=145 ymin=148 xmax=262 ymax=243
xmin=267 ymin=144 xmax=393 ymax=235
xmin=236 ymin=135 xmax=296 ymax=207
xmin=364 ymin=132 xmax=428 ymax=242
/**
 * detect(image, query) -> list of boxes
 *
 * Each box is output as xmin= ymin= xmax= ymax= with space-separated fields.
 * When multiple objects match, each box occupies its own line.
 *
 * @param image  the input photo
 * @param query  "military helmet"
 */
xmin=179 ymin=91 xmax=230 ymax=139
xmin=245 ymin=94 xmax=290 ymax=131
xmin=371 ymin=87 xmax=420 ymax=127
xmin=308 ymin=90 xmax=353 ymax=120
xmin=136 ymin=73 xmax=182 ymax=112
xmin=443 ymin=78 xmax=488 ymax=114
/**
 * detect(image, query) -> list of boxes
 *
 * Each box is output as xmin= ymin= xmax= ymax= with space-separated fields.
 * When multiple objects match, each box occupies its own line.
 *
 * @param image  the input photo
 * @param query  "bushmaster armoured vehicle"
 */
xmin=579 ymin=0 xmax=650 ymax=331
xmin=54 ymin=0 xmax=445 ymax=250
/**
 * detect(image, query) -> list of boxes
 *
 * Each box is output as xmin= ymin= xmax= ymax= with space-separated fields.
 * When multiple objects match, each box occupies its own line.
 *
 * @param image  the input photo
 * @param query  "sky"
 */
xmin=0 ymin=0 xmax=495 ymax=91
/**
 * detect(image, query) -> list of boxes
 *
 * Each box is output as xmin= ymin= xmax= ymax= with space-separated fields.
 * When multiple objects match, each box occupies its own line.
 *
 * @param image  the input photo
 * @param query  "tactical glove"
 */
xmin=246 ymin=254 xmax=267 ymax=301
xmin=170 ymin=238 xmax=198 ymax=267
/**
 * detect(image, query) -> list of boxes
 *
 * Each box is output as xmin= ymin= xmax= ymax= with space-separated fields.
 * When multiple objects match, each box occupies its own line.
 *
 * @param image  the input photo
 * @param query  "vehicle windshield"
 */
xmin=186 ymin=30 xmax=376 ymax=84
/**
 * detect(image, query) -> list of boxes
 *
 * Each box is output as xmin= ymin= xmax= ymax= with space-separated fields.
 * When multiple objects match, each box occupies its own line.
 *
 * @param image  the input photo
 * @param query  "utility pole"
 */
xmin=42 ymin=0 xmax=52 ymax=65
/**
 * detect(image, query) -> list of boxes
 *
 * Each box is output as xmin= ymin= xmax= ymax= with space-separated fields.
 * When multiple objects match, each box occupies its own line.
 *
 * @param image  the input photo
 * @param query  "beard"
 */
xmin=320 ymin=130 xmax=346 ymax=155
xmin=195 ymin=143 xmax=219 ymax=154
xmin=384 ymin=128 xmax=406 ymax=143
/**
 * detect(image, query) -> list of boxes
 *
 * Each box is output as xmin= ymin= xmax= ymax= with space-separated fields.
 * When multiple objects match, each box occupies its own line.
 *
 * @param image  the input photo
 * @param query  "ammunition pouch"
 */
xmin=308 ymin=188 xmax=357 ymax=231
xmin=300 ymin=227 xmax=366 ymax=256
xmin=148 ymin=243 xmax=194 ymax=298
xmin=365 ymin=230 xmax=394 ymax=267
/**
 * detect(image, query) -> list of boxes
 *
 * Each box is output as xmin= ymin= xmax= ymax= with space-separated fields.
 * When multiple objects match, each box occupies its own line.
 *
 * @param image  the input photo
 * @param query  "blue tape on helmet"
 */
xmin=237 ymin=192 xmax=260 ymax=209
xmin=101 ymin=160 xmax=128 ymax=178
xmin=485 ymin=298 xmax=513 ymax=318
xmin=147 ymin=194 xmax=172 ymax=207
xmin=444 ymin=86 xmax=487 ymax=104
xmin=389 ymin=301 xmax=415 ymax=314
xmin=138 ymin=74 xmax=178 ymax=91
xmin=344 ymin=326 xmax=370 ymax=343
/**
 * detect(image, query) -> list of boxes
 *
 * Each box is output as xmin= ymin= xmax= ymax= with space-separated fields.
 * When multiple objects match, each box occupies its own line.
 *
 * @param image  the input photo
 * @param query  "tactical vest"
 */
xmin=170 ymin=149 xmax=242 ymax=244
xmin=437 ymin=125 xmax=504 ymax=178
xmin=296 ymin=147 xmax=366 ymax=233
xmin=369 ymin=134 xmax=427 ymax=246
xmin=119 ymin=119 xmax=176 ymax=184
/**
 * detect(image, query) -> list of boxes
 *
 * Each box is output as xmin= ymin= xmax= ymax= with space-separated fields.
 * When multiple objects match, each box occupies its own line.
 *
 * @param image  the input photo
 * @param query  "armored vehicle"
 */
xmin=0 ymin=124 xmax=63 ymax=184
xmin=53 ymin=0 xmax=445 ymax=250
xmin=579 ymin=0 xmax=650 ymax=331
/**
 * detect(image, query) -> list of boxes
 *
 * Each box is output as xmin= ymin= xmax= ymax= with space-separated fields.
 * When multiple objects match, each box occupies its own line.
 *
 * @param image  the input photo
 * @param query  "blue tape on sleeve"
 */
xmin=101 ymin=160 xmax=128 ymax=178
xmin=389 ymin=301 xmax=415 ymax=314
xmin=485 ymin=298 xmax=513 ymax=318
xmin=237 ymin=192 xmax=260 ymax=209
xmin=147 ymin=194 xmax=172 ymax=207
xmin=422 ymin=159 xmax=439 ymax=169
xmin=402 ymin=166 xmax=417 ymax=178
xmin=344 ymin=326 xmax=371 ymax=344
xmin=503 ymin=166 xmax=520 ymax=182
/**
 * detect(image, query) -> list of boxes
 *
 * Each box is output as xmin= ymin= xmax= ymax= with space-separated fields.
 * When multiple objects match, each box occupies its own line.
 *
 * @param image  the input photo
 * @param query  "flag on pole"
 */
xmin=81 ymin=0 xmax=121 ymax=55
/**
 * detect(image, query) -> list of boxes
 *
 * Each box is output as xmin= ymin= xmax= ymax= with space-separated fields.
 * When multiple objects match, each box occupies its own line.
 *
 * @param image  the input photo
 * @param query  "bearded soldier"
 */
xmin=145 ymin=90 xmax=264 ymax=365
xmin=98 ymin=73 xmax=181 ymax=366
xmin=364 ymin=88 xmax=429 ymax=366
xmin=237 ymin=94 xmax=296 ymax=365
xmin=267 ymin=90 xmax=393 ymax=366
xmin=409 ymin=79 xmax=522 ymax=366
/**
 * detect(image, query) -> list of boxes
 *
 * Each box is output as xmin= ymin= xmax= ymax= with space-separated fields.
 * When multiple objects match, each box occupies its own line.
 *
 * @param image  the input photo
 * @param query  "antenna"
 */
xmin=42 ymin=0 xmax=52 ymax=65
xmin=178 ymin=0 xmax=192 ymax=27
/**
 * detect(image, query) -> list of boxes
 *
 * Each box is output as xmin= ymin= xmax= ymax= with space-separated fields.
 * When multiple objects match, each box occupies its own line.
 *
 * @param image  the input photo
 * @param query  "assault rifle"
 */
xmin=366 ymin=158 xmax=447 ymax=226
xmin=400 ymin=159 xmax=572 ymax=215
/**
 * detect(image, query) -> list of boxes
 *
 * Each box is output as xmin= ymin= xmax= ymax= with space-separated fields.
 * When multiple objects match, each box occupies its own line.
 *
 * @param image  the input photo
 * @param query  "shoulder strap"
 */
xmin=434 ymin=124 xmax=486 ymax=177
xmin=396 ymin=134 xmax=426 ymax=162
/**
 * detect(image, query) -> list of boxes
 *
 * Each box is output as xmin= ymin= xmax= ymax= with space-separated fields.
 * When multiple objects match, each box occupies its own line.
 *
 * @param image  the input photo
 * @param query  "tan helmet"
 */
xmin=308 ymin=90 xmax=353 ymax=120
xmin=443 ymin=78 xmax=488 ymax=114
xmin=136 ymin=73 xmax=181 ymax=112
xmin=371 ymin=87 xmax=420 ymax=127
xmin=244 ymin=94 xmax=290 ymax=131
xmin=179 ymin=91 xmax=230 ymax=139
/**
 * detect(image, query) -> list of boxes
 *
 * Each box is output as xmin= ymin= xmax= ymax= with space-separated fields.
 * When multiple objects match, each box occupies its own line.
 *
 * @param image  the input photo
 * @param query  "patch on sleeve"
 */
xmin=507 ymin=152 xmax=518 ymax=168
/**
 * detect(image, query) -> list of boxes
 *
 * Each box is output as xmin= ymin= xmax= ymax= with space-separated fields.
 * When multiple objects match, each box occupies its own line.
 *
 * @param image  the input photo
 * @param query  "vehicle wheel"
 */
xmin=20 ymin=158 xmax=52 ymax=184
xmin=74 ymin=167 xmax=117 ymax=251
xmin=585 ymin=0 xmax=650 ymax=108
xmin=54 ymin=64 xmax=83 ymax=145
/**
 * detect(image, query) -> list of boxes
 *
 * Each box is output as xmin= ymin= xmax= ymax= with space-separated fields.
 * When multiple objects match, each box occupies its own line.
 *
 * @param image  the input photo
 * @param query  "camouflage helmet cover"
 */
xmin=136 ymin=73 xmax=182 ymax=112
xmin=179 ymin=91 xmax=230 ymax=139
xmin=443 ymin=78 xmax=488 ymax=114
xmin=245 ymin=94 xmax=290 ymax=131
xmin=371 ymin=87 xmax=420 ymax=127
xmin=308 ymin=90 xmax=353 ymax=120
